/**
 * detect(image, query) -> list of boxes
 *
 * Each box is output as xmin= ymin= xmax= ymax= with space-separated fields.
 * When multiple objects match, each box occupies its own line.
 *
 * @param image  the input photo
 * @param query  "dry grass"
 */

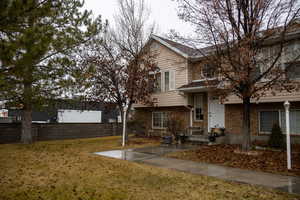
xmin=0 ymin=136 xmax=298 ymax=200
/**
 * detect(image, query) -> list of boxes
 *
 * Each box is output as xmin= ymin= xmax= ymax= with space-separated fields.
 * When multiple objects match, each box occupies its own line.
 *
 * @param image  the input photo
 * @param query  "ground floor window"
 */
xmin=152 ymin=112 xmax=168 ymax=128
xmin=259 ymin=110 xmax=300 ymax=135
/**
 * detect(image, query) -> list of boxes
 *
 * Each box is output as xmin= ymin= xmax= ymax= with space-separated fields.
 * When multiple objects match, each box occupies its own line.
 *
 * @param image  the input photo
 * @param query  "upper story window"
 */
xmin=153 ymin=69 xmax=175 ymax=93
xmin=202 ymin=64 xmax=216 ymax=79
xmin=164 ymin=71 xmax=170 ymax=91
xmin=286 ymin=61 xmax=300 ymax=80
xmin=154 ymin=72 xmax=161 ymax=93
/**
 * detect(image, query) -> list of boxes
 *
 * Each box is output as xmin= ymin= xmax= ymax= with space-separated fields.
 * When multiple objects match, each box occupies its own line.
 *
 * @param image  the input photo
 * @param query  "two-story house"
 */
xmin=134 ymin=30 xmax=300 ymax=144
xmin=134 ymin=35 xmax=226 ymax=141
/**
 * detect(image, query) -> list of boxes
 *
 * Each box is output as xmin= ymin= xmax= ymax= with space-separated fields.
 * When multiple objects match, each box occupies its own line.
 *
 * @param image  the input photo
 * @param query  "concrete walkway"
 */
xmin=95 ymin=145 xmax=300 ymax=195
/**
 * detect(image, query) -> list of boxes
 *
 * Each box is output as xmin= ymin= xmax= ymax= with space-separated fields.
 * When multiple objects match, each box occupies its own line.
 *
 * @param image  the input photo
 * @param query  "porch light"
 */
xmin=284 ymin=101 xmax=291 ymax=170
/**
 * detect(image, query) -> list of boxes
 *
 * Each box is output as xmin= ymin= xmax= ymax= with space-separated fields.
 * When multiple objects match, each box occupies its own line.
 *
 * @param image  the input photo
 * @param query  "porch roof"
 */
xmin=178 ymin=79 xmax=220 ymax=93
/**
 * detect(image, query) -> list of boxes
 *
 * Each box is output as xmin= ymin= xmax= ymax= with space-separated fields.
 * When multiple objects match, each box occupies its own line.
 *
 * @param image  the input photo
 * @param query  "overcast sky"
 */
xmin=83 ymin=0 xmax=194 ymax=37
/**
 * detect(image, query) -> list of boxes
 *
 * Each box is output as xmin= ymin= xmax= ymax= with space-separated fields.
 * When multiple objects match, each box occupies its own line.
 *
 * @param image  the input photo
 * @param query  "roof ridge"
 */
xmin=151 ymin=34 xmax=196 ymax=50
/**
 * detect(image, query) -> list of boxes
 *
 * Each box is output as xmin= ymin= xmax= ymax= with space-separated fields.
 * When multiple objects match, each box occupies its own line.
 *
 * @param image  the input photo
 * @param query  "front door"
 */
xmin=208 ymin=95 xmax=225 ymax=132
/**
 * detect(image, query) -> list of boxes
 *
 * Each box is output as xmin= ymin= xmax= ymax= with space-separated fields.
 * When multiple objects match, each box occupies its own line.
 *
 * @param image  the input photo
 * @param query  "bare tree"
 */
xmin=77 ymin=0 xmax=157 ymax=145
xmin=174 ymin=0 xmax=300 ymax=151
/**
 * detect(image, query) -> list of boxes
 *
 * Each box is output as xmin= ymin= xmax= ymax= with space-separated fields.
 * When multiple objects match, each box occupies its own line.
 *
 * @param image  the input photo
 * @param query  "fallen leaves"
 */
xmin=168 ymin=144 xmax=300 ymax=176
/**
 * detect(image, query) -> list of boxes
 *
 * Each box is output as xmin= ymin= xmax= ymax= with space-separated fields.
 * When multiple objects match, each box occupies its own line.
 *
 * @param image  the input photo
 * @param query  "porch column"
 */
xmin=207 ymin=93 xmax=210 ymax=133
xmin=190 ymin=108 xmax=193 ymax=127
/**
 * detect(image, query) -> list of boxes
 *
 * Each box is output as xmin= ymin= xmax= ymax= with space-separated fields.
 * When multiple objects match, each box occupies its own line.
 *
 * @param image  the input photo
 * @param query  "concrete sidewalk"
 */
xmin=95 ymin=145 xmax=300 ymax=195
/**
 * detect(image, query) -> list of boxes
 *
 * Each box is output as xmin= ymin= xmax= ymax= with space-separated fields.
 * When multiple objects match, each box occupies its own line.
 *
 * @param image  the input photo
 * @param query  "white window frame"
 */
xmin=284 ymin=61 xmax=300 ymax=81
xmin=153 ymin=72 xmax=162 ymax=93
xmin=202 ymin=63 xmax=216 ymax=79
xmin=194 ymin=94 xmax=204 ymax=122
xmin=258 ymin=109 xmax=300 ymax=135
xmin=164 ymin=71 xmax=170 ymax=91
xmin=161 ymin=70 xmax=176 ymax=92
xmin=152 ymin=112 xmax=167 ymax=129
xmin=258 ymin=46 xmax=284 ymax=82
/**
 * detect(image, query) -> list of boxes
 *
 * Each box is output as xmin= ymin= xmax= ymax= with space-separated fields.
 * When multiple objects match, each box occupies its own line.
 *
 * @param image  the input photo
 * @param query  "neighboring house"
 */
xmin=8 ymin=100 xmax=119 ymax=124
xmin=133 ymin=30 xmax=300 ymax=143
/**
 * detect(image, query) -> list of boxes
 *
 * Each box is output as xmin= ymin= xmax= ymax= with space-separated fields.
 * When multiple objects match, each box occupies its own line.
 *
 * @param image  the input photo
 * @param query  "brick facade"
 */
xmin=134 ymin=106 xmax=190 ymax=136
xmin=225 ymin=101 xmax=300 ymax=136
xmin=134 ymin=92 xmax=209 ymax=136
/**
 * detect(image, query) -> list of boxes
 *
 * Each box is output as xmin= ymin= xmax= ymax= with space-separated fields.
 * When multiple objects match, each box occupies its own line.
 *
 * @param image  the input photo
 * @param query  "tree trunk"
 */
xmin=125 ymin=103 xmax=132 ymax=143
xmin=242 ymin=96 xmax=251 ymax=151
xmin=21 ymin=82 xmax=33 ymax=144
xmin=21 ymin=108 xmax=32 ymax=144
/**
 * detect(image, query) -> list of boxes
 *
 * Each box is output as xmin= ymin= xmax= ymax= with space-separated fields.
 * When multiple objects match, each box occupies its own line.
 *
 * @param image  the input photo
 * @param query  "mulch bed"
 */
xmin=167 ymin=144 xmax=300 ymax=176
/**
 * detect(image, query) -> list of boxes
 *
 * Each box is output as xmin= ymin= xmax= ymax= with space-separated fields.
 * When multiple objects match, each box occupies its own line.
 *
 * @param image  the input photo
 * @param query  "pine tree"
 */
xmin=0 ymin=0 xmax=103 ymax=143
xmin=268 ymin=123 xmax=285 ymax=149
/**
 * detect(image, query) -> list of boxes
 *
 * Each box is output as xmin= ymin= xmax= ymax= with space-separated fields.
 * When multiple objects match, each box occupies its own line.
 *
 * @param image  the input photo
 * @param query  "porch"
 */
xmin=178 ymin=80 xmax=225 ymax=142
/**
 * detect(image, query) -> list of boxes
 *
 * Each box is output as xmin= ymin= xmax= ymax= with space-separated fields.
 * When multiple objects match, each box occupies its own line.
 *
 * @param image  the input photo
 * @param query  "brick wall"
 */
xmin=225 ymin=102 xmax=300 ymax=144
xmin=0 ymin=123 xmax=121 ymax=144
xmin=134 ymin=106 xmax=190 ymax=136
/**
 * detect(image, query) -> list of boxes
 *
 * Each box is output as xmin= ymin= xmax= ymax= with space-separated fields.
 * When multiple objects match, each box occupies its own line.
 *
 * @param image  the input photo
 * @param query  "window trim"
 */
xmin=157 ymin=69 xmax=175 ymax=93
xmin=285 ymin=61 xmax=300 ymax=81
xmin=153 ymin=72 xmax=162 ymax=93
xmin=194 ymin=94 xmax=204 ymax=122
xmin=202 ymin=63 xmax=217 ymax=79
xmin=258 ymin=110 xmax=280 ymax=134
xmin=258 ymin=109 xmax=300 ymax=135
xmin=164 ymin=71 xmax=170 ymax=91
xmin=152 ymin=112 xmax=167 ymax=129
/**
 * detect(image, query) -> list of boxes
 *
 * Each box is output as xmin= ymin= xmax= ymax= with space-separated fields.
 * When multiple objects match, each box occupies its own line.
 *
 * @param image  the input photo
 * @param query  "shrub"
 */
xmin=268 ymin=123 xmax=285 ymax=149
xmin=166 ymin=113 xmax=185 ymax=142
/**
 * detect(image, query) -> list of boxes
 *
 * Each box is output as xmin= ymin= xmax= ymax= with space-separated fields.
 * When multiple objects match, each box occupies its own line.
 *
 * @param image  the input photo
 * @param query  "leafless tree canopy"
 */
xmin=176 ymin=0 xmax=300 ymax=99
xmin=175 ymin=0 xmax=300 ymax=150
xmin=76 ymin=0 xmax=157 ymax=144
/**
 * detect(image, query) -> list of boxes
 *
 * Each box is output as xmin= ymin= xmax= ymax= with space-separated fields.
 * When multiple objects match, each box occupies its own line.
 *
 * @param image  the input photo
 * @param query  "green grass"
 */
xmin=0 ymin=136 xmax=298 ymax=200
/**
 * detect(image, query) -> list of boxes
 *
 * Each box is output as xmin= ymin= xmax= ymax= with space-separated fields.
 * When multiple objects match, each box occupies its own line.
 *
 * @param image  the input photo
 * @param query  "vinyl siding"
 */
xmin=134 ymin=41 xmax=188 ymax=107
xmin=226 ymin=89 xmax=300 ymax=104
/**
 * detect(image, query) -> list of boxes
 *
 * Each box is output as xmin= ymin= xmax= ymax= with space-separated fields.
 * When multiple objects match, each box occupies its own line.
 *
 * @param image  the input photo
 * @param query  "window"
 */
xmin=194 ymin=94 xmax=204 ymax=121
xmin=202 ymin=64 xmax=216 ymax=78
xmin=164 ymin=71 xmax=170 ymax=91
xmin=281 ymin=110 xmax=300 ymax=135
xmin=152 ymin=112 xmax=168 ymax=128
xmin=152 ymin=70 xmax=175 ymax=93
xmin=259 ymin=111 xmax=279 ymax=133
xmin=154 ymin=73 xmax=161 ymax=93
xmin=259 ymin=110 xmax=300 ymax=135
xmin=286 ymin=62 xmax=300 ymax=80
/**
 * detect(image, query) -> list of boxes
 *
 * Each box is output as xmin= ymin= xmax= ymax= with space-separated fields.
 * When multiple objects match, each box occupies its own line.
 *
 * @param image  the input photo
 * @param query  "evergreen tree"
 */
xmin=268 ymin=123 xmax=285 ymax=149
xmin=0 ymin=0 xmax=103 ymax=143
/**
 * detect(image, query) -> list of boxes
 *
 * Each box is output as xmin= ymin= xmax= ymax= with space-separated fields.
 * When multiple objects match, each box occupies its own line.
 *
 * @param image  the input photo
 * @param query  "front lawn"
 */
xmin=167 ymin=144 xmax=300 ymax=176
xmin=0 ymin=137 xmax=298 ymax=200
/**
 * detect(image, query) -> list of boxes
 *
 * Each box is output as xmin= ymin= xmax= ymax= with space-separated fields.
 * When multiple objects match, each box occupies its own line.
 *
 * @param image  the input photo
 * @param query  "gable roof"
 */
xmin=151 ymin=25 xmax=300 ymax=60
xmin=151 ymin=35 xmax=198 ymax=58
xmin=151 ymin=35 xmax=215 ymax=59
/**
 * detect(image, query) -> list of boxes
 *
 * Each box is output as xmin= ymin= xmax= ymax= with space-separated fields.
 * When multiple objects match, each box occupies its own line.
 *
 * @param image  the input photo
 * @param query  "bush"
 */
xmin=268 ymin=123 xmax=285 ymax=149
xmin=166 ymin=113 xmax=185 ymax=142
